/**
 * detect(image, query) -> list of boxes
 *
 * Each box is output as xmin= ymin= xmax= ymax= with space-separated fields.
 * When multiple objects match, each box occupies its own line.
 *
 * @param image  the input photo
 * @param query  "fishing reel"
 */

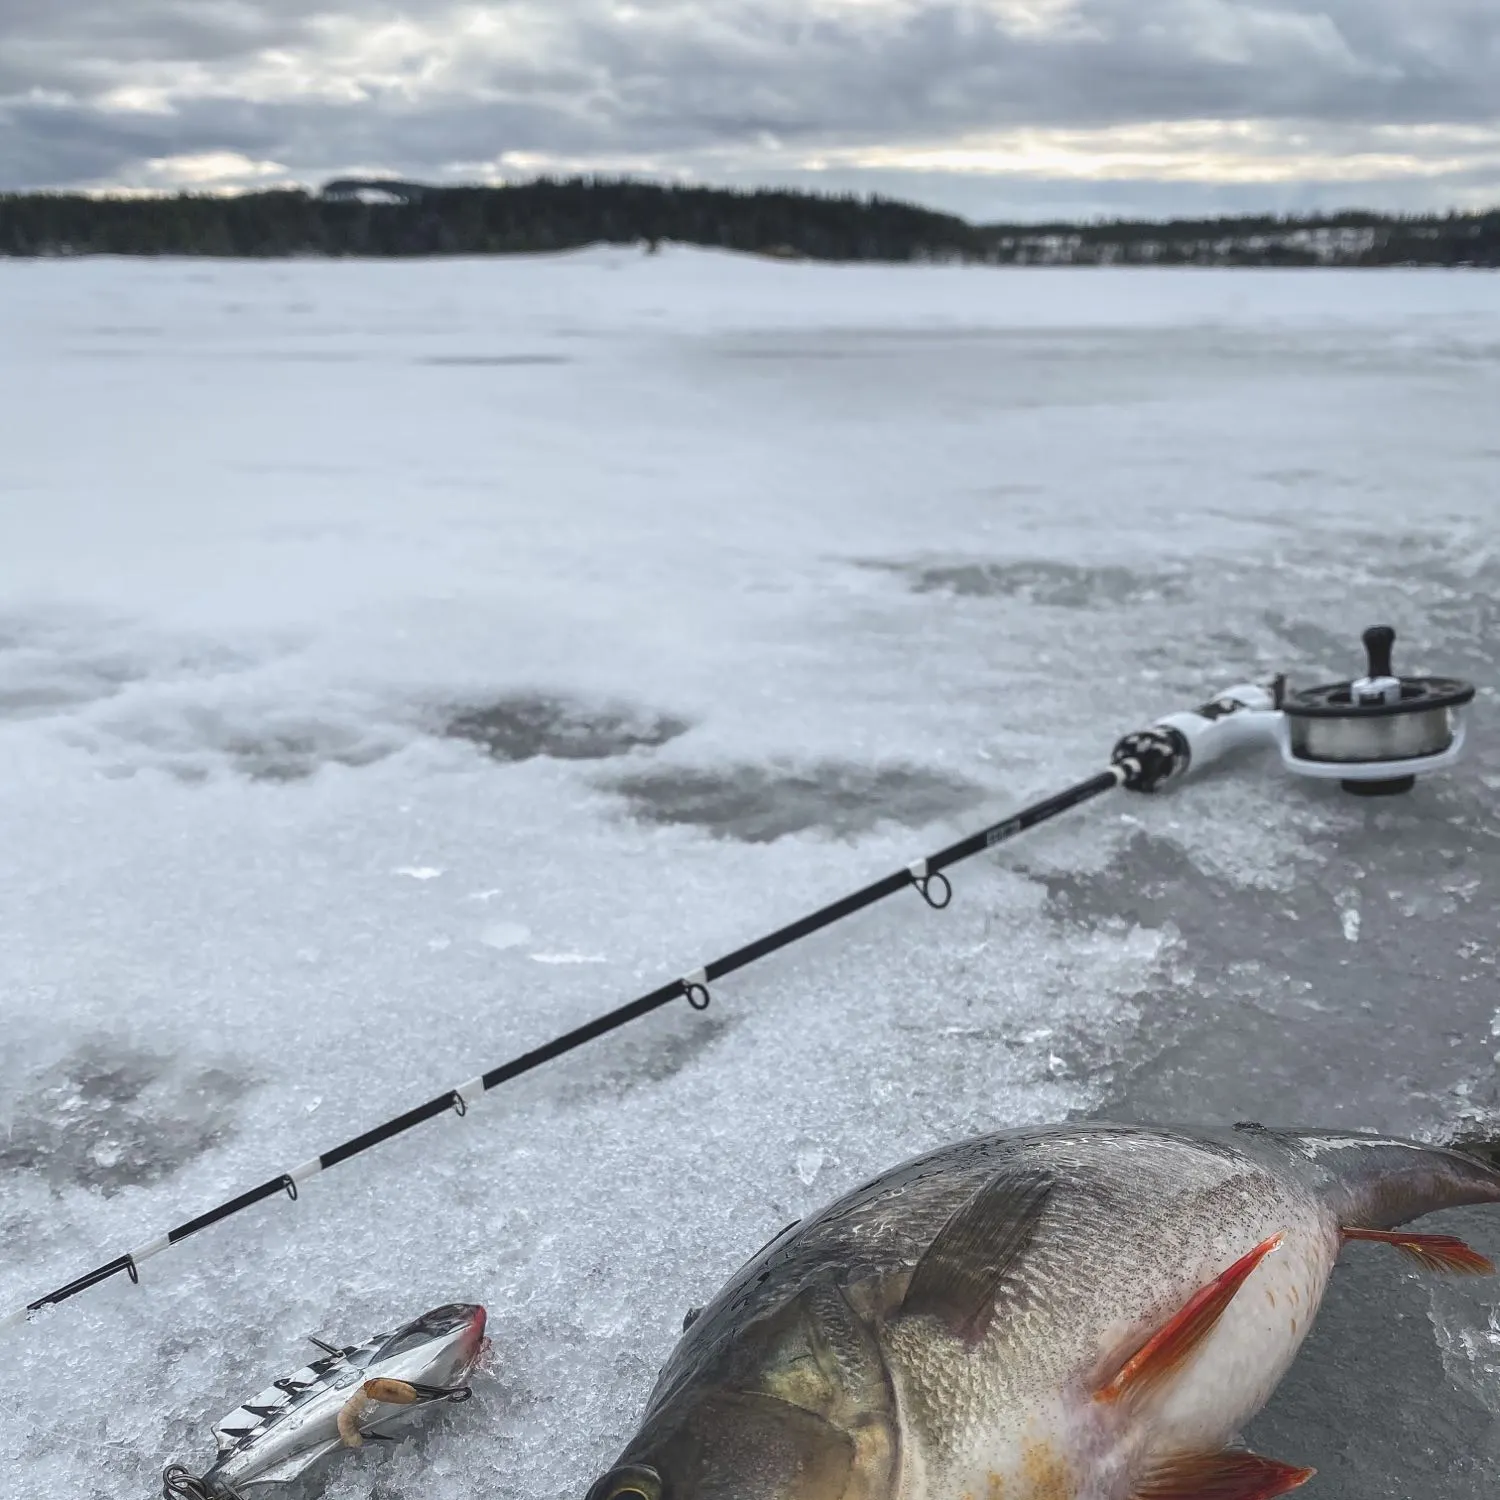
xmin=1113 ymin=625 xmax=1475 ymax=796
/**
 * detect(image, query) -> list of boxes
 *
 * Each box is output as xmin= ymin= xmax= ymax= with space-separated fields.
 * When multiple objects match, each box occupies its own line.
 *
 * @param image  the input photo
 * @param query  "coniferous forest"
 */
xmin=1 ymin=177 xmax=1496 ymax=266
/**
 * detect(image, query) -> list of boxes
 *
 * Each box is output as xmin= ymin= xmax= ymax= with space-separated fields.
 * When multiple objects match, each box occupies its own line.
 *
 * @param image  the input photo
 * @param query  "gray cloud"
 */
xmin=0 ymin=0 xmax=317 ymax=89
xmin=1 ymin=1 xmax=1497 ymax=213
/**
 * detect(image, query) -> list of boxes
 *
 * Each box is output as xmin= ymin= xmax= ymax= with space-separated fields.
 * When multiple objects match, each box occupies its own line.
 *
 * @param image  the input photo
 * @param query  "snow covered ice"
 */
xmin=2 ymin=246 xmax=1499 ymax=1498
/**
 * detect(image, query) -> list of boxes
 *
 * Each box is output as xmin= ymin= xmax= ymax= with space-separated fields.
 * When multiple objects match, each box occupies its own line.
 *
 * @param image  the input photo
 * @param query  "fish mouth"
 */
xmin=464 ymin=1304 xmax=489 ymax=1359
xmin=442 ymin=1302 xmax=488 ymax=1360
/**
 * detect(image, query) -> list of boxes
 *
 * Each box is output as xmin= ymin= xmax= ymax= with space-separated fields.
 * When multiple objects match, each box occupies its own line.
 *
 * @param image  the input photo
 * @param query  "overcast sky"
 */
xmin=3 ymin=0 xmax=1498 ymax=220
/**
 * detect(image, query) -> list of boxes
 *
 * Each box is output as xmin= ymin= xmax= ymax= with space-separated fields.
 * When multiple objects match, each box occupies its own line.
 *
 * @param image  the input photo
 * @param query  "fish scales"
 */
xmin=590 ymin=1122 xmax=1500 ymax=1500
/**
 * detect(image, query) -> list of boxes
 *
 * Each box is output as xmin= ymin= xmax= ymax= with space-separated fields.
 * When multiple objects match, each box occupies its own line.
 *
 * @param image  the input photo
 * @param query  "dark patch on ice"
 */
xmin=91 ymin=706 xmax=405 ymax=783
xmin=556 ymin=1011 xmax=736 ymax=1105
xmin=1250 ymin=523 xmax=1500 ymax=697
xmin=0 ymin=614 xmax=282 ymax=733
xmin=0 ymin=668 xmax=134 ymax=720
xmin=1388 ymin=533 xmax=1500 ymax=687
xmin=974 ymin=481 xmax=1045 ymax=498
xmin=718 ymin=346 xmax=856 ymax=362
xmin=209 ymin=718 xmax=400 ymax=781
xmin=605 ymin=760 xmax=985 ymax=842
xmin=0 ymin=617 xmax=145 ymax=721
xmin=418 ymin=354 xmax=571 ymax=367
xmin=619 ymin=1012 xmax=735 ymax=1088
xmin=0 ymin=1044 xmax=248 ymax=1195
xmin=1199 ymin=627 xmax=1261 ymax=658
xmin=1254 ymin=466 xmax=1355 ymax=489
xmin=440 ymin=694 xmax=690 ymax=763
xmin=80 ymin=683 xmax=685 ymax=784
xmin=723 ymin=326 xmax=1110 ymax=352
xmin=245 ymin=350 xmax=367 ymax=363
xmin=65 ymin=347 xmax=152 ymax=360
xmin=216 ymin=724 xmax=397 ymax=782
xmin=862 ymin=558 xmax=1190 ymax=609
xmin=1260 ymin=611 xmax=1362 ymax=675
xmin=1049 ymin=806 xmax=1500 ymax=1132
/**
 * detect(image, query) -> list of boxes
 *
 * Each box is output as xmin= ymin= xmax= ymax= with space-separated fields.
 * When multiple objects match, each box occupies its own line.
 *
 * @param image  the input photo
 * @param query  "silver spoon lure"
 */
xmin=162 ymin=1301 xmax=487 ymax=1497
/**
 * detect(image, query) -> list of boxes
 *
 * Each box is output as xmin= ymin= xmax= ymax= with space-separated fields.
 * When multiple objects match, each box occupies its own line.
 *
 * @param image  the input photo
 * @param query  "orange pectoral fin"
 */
xmin=1132 ymin=1450 xmax=1314 ymax=1500
xmin=1341 ymin=1227 xmax=1494 ymax=1275
xmin=1095 ymin=1234 xmax=1284 ymax=1405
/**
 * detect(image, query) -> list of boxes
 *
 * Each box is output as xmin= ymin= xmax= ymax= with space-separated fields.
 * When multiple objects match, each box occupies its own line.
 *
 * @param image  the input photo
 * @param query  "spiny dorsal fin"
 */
xmin=1132 ymin=1448 xmax=1314 ymax=1499
xmin=899 ymin=1165 xmax=1053 ymax=1345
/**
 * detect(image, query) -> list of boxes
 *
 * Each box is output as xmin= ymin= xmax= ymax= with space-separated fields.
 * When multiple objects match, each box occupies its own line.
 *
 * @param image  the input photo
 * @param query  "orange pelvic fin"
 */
xmin=1132 ymin=1449 xmax=1315 ymax=1500
xmin=1341 ymin=1227 xmax=1494 ymax=1276
xmin=1095 ymin=1233 xmax=1284 ymax=1405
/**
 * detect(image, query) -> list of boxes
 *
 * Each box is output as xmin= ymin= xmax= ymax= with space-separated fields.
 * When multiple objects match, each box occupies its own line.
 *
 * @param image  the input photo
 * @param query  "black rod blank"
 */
xmin=13 ymin=766 xmax=1121 ymax=1323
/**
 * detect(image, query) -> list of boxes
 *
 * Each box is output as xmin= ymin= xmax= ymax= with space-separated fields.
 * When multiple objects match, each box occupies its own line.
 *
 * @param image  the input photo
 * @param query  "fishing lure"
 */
xmin=162 ymin=1301 xmax=486 ymax=1497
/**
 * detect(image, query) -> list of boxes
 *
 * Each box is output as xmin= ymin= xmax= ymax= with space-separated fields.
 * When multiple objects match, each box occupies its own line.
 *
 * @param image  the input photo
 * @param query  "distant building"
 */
xmin=319 ymin=179 xmax=429 ymax=206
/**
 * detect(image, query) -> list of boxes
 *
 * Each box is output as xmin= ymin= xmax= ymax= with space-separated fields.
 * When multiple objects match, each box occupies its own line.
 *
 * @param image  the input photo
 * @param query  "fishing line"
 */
xmin=3 ymin=624 xmax=1474 ymax=1331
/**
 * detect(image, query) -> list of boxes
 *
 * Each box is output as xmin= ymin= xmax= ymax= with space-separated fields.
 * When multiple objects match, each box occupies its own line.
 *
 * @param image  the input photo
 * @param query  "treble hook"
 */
xmin=406 ymin=1381 xmax=473 ymax=1403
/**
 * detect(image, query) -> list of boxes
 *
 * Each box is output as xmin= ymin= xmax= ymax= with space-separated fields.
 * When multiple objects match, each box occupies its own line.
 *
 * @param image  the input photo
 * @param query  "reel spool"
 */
xmin=1276 ymin=625 xmax=1474 ymax=795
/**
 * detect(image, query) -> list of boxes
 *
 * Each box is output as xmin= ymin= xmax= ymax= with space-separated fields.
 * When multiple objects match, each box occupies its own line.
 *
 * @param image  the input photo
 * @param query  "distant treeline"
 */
xmin=982 ymin=210 xmax=1500 ymax=267
xmin=0 ymin=180 xmax=978 ymax=262
xmin=1 ymin=177 xmax=1497 ymax=267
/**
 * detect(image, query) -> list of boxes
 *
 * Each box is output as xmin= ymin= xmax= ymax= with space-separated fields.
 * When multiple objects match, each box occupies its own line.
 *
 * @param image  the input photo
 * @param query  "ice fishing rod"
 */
xmin=4 ymin=624 xmax=1475 ymax=1332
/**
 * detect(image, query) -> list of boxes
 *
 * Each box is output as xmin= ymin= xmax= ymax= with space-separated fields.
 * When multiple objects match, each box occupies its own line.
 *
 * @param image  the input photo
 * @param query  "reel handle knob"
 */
xmin=1362 ymin=624 xmax=1396 ymax=681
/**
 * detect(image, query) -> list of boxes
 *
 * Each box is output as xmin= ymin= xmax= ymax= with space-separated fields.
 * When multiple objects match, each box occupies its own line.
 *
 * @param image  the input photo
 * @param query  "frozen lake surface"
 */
xmin=1 ymin=248 xmax=1498 ymax=1498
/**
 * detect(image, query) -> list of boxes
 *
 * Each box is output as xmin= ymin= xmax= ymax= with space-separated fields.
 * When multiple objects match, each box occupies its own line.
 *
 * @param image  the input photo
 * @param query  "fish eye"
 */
xmin=586 ymin=1464 xmax=664 ymax=1500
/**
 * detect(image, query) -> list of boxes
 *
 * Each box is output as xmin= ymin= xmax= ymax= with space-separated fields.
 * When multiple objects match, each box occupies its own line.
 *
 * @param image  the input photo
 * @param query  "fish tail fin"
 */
xmin=1283 ymin=1129 xmax=1500 ymax=1228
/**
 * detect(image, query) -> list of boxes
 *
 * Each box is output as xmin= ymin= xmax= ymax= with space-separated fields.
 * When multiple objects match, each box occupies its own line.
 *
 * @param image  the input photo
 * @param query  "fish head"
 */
xmin=589 ymin=1284 xmax=898 ymax=1500
xmin=371 ymin=1302 xmax=488 ymax=1378
xmin=408 ymin=1301 xmax=487 ymax=1353
xmin=588 ymin=1390 xmax=873 ymax=1500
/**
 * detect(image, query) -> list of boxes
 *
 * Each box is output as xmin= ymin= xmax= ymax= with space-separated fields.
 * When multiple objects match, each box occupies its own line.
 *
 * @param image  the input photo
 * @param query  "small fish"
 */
xmin=163 ymin=1301 xmax=486 ymax=1497
xmin=586 ymin=1122 xmax=1500 ymax=1500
